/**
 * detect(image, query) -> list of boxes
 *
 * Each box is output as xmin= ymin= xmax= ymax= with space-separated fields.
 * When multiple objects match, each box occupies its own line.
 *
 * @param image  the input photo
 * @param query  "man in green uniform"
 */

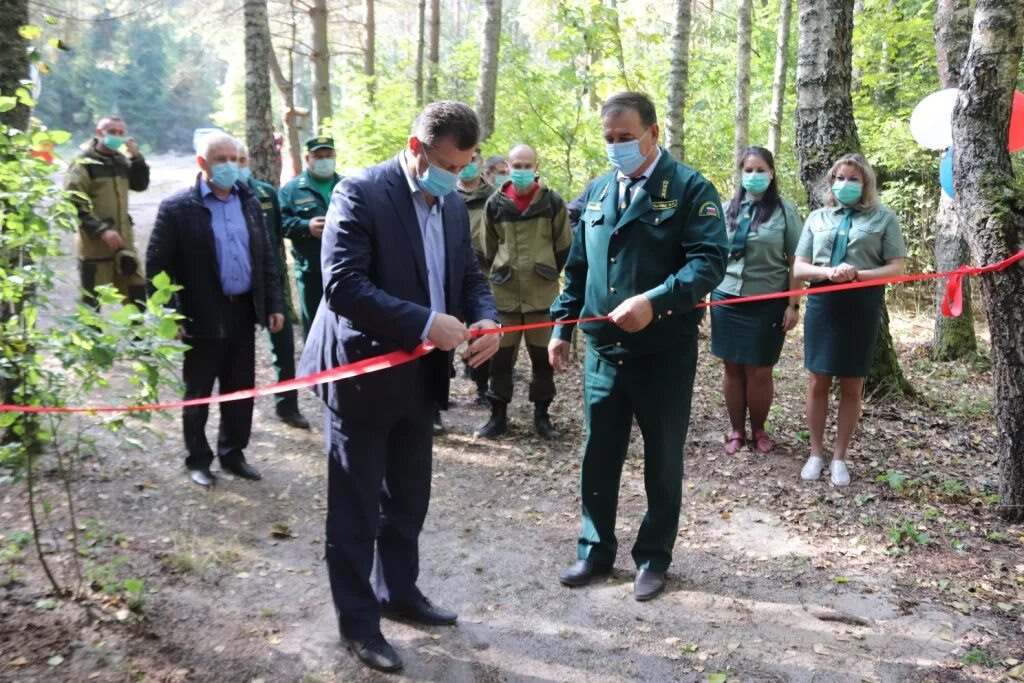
xmin=477 ymin=143 xmax=572 ymax=440
xmin=456 ymin=147 xmax=494 ymax=404
xmin=64 ymin=115 xmax=149 ymax=309
xmin=549 ymin=92 xmax=728 ymax=601
xmin=279 ymin=136 xmax=343 ymax=338
xmin=238 ymin=146 xmax=310 ymax=430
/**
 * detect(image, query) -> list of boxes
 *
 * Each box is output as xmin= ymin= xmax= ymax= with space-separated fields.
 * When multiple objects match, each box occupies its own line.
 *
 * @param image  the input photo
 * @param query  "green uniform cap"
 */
xmin=305 ymin=136 xmax=335 ymax=152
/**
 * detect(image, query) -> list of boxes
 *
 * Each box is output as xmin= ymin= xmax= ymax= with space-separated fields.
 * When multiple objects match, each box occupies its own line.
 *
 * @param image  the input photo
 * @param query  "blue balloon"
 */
xmin=940 ymin=147 xmax=954 ymax=198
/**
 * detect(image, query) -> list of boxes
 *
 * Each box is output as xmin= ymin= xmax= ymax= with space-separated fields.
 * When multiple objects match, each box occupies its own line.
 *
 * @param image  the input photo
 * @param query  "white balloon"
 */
xmin=910 ymin=88 xmax=960 ymax=150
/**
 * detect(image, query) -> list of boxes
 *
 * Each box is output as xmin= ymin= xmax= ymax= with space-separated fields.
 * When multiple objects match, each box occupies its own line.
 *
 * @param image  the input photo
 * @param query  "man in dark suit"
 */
xmin=299 ymin=102 xmax=499 ymax=673
xmin=146 ymin=132 xmax=285 ymax=489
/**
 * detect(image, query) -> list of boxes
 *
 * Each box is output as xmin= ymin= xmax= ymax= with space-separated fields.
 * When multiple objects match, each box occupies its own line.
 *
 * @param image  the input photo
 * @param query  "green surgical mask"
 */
xmin=459 ymin=162 xmax=479 ymax=181
xmin=832 ymin=179 xmax=863 ymax=206
xmin=741 ymin=171 xmax=771 ymax=195
xmin=103 ymin=134 xmax=125 ymax=151
xmin=510 ymin=168 xmax=535 ymax=190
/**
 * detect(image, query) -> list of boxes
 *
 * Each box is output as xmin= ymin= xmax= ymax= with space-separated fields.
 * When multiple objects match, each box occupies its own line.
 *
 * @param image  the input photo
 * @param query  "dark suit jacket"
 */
xmin=146 ymin=174 xmax=285 ymax=338
xmin=298 ymin=153 xmax=499 ymax=423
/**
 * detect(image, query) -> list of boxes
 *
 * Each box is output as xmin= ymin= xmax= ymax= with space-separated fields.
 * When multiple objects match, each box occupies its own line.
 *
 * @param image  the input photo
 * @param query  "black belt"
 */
xmin=225 ymin=292 xmax=251 ymax=302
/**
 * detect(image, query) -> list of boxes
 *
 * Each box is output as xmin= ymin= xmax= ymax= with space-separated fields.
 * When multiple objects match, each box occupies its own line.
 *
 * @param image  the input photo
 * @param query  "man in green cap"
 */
xmin=549 ymin=92 xmax=728 ymax=601
xmin=238 ymin=145 xmax=310 ymax=430
xmin=279 ymin=135 xmax=343 ymax=338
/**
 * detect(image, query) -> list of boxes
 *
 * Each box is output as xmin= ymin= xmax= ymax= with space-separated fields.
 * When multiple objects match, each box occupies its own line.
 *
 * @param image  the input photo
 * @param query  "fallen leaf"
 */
xmin=10 ymin=657 xmax=28 ymax=666
xmin=47 ymin=655 xmax=64 ymax=666
xmin=270 ymin=523 xmax=296 ymax=539
xmin=813 ymin=643 xmax=830 ymax=655
xmin=708 ymin=673 xmax=728 ymax=683
xmin=115 ymin=608 xmax=130 ymax=621
xmin=267 ymin=634 xmax=281 ymax=645
xmin=664 ymin=637 xmax=681 ymax=645
xmin=833 ymin=576 xmax=850 ymax=584
xmin=1008 ymin=664 xmax=1024 ymax=681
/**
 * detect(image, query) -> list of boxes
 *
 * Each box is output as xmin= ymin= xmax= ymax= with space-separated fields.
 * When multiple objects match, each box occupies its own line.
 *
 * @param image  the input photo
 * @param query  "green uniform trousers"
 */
xmin=578 ymin=335 xmax=697 ymax=573
xmin=293 ymin=256 xmax=322 ymax=339
xmin=267 ymin=314 xmax=298 ymax=414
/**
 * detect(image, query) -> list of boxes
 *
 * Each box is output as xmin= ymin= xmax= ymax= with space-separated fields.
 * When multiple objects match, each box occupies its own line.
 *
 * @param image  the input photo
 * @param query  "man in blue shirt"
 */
xmin=146 ymin=132 xmax=285 ymax=489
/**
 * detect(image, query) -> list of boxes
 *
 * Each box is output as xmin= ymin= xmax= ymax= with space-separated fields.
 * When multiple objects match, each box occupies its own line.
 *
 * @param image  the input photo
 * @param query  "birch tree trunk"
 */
xmin=244 ymin=0 xmax=277 ymax=185
xmin=666 ymin=0 xmax=692 ymax=161
xmin=951 ymin=0 xmax=1024 ymax=521
xmin=931 ymin=0 xmax=976 ymax=360
xmin=0 ymin=0 xmax=31 ymax=131
xmin=310 ymin=0 xmax=332 ymax=129
xmin=426 ymin=0 xmax=440 ymax=103
xmin=734 ymin=0 xmax=753 ymax=182
xmin=269 ymin=0 xmax=302 ymax=178
xmin=475 ymin=0 xmax=502 ymax=141
xmin=364 ymin=0 xmax=376 ymax=104
xmin=767 ymin=0 xmax=792 ymax=157
xmin=796 ymin=0 xmax=914 ymax=398
xmin=415 ymin=0 xmax=426 ymax=106
xmin=607 ymin=0 xmax=631 ymax=90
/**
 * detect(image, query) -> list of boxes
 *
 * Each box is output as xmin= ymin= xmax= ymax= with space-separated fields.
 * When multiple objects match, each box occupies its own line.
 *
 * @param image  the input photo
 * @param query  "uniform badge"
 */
xmin=295 ymin=197 xmax=316 ymax=205
xmin=650 ymin=200 xmax=678 ymax=211
xmin=660 ymin=179 xmax=669 ymax=197
xmin=698 ymin=201 xmax=720 ymax=218
xmin=586 ymin=202 xmax=602 ymax=211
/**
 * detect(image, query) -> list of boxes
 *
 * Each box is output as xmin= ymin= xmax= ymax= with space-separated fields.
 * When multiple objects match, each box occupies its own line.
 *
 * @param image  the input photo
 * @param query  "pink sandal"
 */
xmin=724 ymin=431 xmax=746 ymax=455
xmin=751 ymin=429 xmax=774 ymax=454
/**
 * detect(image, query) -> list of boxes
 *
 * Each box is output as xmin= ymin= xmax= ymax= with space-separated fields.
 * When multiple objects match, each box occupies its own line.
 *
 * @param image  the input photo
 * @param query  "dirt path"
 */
xmin=1 ymin=158 xmax=1021 ymax=683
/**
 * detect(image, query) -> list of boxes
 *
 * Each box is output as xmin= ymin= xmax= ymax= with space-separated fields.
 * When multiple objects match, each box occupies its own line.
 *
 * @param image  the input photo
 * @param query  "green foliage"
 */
xmin=886 ymin=518 xmax=933 ymax=550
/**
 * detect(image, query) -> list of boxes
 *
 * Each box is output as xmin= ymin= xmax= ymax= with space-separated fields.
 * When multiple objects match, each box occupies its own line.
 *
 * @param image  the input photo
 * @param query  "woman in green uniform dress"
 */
xmin=793 ymin=154 xmax=907 ymax=486
xmin=711 ymin=147 xmax=802 ymax=455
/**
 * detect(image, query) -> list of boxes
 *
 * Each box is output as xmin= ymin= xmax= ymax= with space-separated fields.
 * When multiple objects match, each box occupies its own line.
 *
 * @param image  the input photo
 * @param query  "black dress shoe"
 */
xmin=634 ymin=568 xmax=666 ymax=601
xmin=277 ymin=410 xmax=311 ymax=430
xmin=384 ymin=595 xmax=457 ymax=625
xmin=188 ymin=467 xmax=217 ymax=488
xmin=221 ymin=459 xmax=262 ymax=481
xmin=558 ymin=559 xmax=611 ymax=587
xmin=344 ymin=634 xmax=403 ymax=673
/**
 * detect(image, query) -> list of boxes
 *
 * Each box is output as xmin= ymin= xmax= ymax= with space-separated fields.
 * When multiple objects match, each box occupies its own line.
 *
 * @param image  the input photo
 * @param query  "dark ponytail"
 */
xmin=726 ymin=146 xmax=782 ymax=233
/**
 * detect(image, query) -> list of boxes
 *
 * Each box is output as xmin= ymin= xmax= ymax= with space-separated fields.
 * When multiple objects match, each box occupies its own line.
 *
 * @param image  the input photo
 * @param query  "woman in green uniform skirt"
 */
xmin=711 ymin=147 xmax=802 ymax=455
xmin=793 ymin=154 xmax=907 ymax=486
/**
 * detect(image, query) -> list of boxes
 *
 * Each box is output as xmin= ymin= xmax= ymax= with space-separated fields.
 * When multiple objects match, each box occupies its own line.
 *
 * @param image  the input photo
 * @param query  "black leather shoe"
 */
xmin=188 ymin=467 xmax=216 ymax=488
xmin=222 ymin=459 xmax=262 ymax=481
xmin=634 ymin=568 xmax=667 ymax=601
xmin=277 ymin=410 xmax=310 ymax=430
xmin=344 ymin=634 xmax=403 ymax=673
xmin=558 ymin=560 xmax=611 ymax=587
xmin=384 ymin=595 xmax=457 ymax=625
xmin=432 ymin=408 xmax=446 ymax=436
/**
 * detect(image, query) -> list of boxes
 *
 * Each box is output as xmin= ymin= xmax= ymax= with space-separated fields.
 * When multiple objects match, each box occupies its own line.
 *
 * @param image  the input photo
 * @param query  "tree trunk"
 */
xmin=796 ymin=0 xmax=913 ymax=398
xmin=0 ymin=0 xmax=31 ymax=131
xmin=666 ymin=0 xmax=692 ymax=162
xmin=607 ymin=0 xmax=631 ymax=90
xmin=767 ymin=0 xmax=792 ymax=157
xmin=363 ymin=0 xmax=376 ymax=104
xmin=734 ymin=0 xmax=753 ymax=182
xmin=310 ymin=0 xmax=332 ymax=129
xmin=951 ymin=0 xmax=1024 ymax=521
xmin=244 ymin=0 xmax=277 ymax=185
xmin=475 ymin=0 xmax=502 ymax=141
xmin=426 ymin=0 xmax=440 ymax=103
xmin=415 ymin=0 xmax=426 ymax=106
xmin=931 ymin=0 xmax=977 ymax=360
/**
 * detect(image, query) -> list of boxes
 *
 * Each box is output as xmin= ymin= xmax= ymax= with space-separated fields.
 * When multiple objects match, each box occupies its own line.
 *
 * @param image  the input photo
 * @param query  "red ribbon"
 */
xmin=2 ymin=251 xmax=1021 ymax=414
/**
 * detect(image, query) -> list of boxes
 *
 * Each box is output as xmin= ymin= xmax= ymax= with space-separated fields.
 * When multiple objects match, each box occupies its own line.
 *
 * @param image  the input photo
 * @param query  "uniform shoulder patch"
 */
xmin=698 ymin=201 xmax=720 ymax=218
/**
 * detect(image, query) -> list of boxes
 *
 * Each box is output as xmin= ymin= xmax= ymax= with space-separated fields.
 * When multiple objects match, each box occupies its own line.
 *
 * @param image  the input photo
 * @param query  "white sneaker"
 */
xmin=830 ymin=460 xmax=851 ymax=486
xmin=801 ymin=455 xmax=824 ymax=480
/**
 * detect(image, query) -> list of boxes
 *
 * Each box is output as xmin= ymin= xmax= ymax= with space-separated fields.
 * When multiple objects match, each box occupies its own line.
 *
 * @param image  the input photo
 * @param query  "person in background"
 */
xmin=65 ymin=115 xmax=149 ymax=310
xmin=146 ymin=132 xmax=285 ymax=489
xmin=567 ymin=177 xmax=601 ymax=233
xmin=477 ymin=143 xmax=571 ymax=440
xmin=238 ymin=145 xmax=310 ymax=430
xmin=483 ymin=154 xmax=510 ymax=187
xmin=549 ymin=92 xmax=727 ymax=601
xmin=793 ymin=153 xmax=906 ymax=486
xmin=279 ymin=136 xmax=343 ymax=338
xmin=711 ymin=146 xmax=802 ymax=456
xmin=456 ymin=147 xmax=495 ymax=405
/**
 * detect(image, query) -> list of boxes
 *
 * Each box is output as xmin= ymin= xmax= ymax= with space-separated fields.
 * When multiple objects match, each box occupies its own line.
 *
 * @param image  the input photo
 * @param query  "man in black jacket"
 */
xmin=146 ymin=132 xmax=285 ymax=489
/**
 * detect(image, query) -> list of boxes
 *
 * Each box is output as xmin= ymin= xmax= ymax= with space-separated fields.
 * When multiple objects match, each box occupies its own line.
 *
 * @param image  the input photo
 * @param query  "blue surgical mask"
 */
xmin=209 ymin=161 xmax=239 ymax=190
xmin=832 ymin=179 xmax=863 ymax=205
xmin=459 ymin=162 xmax=479 ymax=181
xmin=606 ymin=130 xmax=651 ymax=175
xmin=510 ymin=168 xmax=535 ymax=190
xmin=238 ymin=167 xmax=253 ymax=183
xmin=493 ymin=173 xmax=510 ymax=187
xmin=103 ymin=134 xmax=125 ymax=150
xmin=741 ymin=171 xmax=771 ymax=195
xmin=311 ymin=157 xmax=336 ymax=179
xmin=416 ymin=149 xmax=459 ymax=197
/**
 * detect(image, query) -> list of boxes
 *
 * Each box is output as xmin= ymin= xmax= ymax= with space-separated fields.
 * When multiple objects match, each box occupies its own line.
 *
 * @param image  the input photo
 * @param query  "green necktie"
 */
xmin=617 ymin=175 xmax=646 ymax=221
xmin=729 ymin=202 xmax=758 ymax=260
xmin=830 ymin=207 xmax=855 ymax=267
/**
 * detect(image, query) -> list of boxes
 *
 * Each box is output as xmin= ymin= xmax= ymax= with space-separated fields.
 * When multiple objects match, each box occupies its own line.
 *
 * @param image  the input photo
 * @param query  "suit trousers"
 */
xmin=182 ymin=300 xmax=257 ymax=470
xmin=323 ymin=359 xmax=435 ymax=639
xmin=577 ymin=336 xmax=697 ymax=573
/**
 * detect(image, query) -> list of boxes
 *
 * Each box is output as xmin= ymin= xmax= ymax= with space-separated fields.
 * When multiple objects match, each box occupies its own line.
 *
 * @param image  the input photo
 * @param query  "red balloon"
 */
xmin=1010 ymin=91 xmax=1024 ymax=153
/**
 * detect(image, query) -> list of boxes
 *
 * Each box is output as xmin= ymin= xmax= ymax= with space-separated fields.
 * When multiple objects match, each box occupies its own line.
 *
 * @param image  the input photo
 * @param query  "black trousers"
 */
xmin=323 ymin=360 xmax=435 ymax=639
xmin=182 ymin=303 xmax=257 ymax=470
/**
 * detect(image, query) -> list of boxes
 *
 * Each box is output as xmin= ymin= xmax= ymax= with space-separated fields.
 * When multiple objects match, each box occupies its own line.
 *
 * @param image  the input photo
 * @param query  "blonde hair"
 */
xmin=822 ymin=153 xmax=880 ymax=211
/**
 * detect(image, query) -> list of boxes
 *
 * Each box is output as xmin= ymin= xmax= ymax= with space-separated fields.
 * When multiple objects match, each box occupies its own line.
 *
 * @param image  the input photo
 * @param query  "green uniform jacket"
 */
xmin=278 ymin=170 xmax=341 ymax=272
xmin=247 ymin=177 xmax=297 ymax=323
xmin=64 ymin=139 xmax=150 ymax=261
xmin=483 ymin=182 xmax=572 ymax=314
xmin=550 ymin=149 xmax=729 ymax=360
xmin=457 ymin=180 xmax=494 ymax=271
